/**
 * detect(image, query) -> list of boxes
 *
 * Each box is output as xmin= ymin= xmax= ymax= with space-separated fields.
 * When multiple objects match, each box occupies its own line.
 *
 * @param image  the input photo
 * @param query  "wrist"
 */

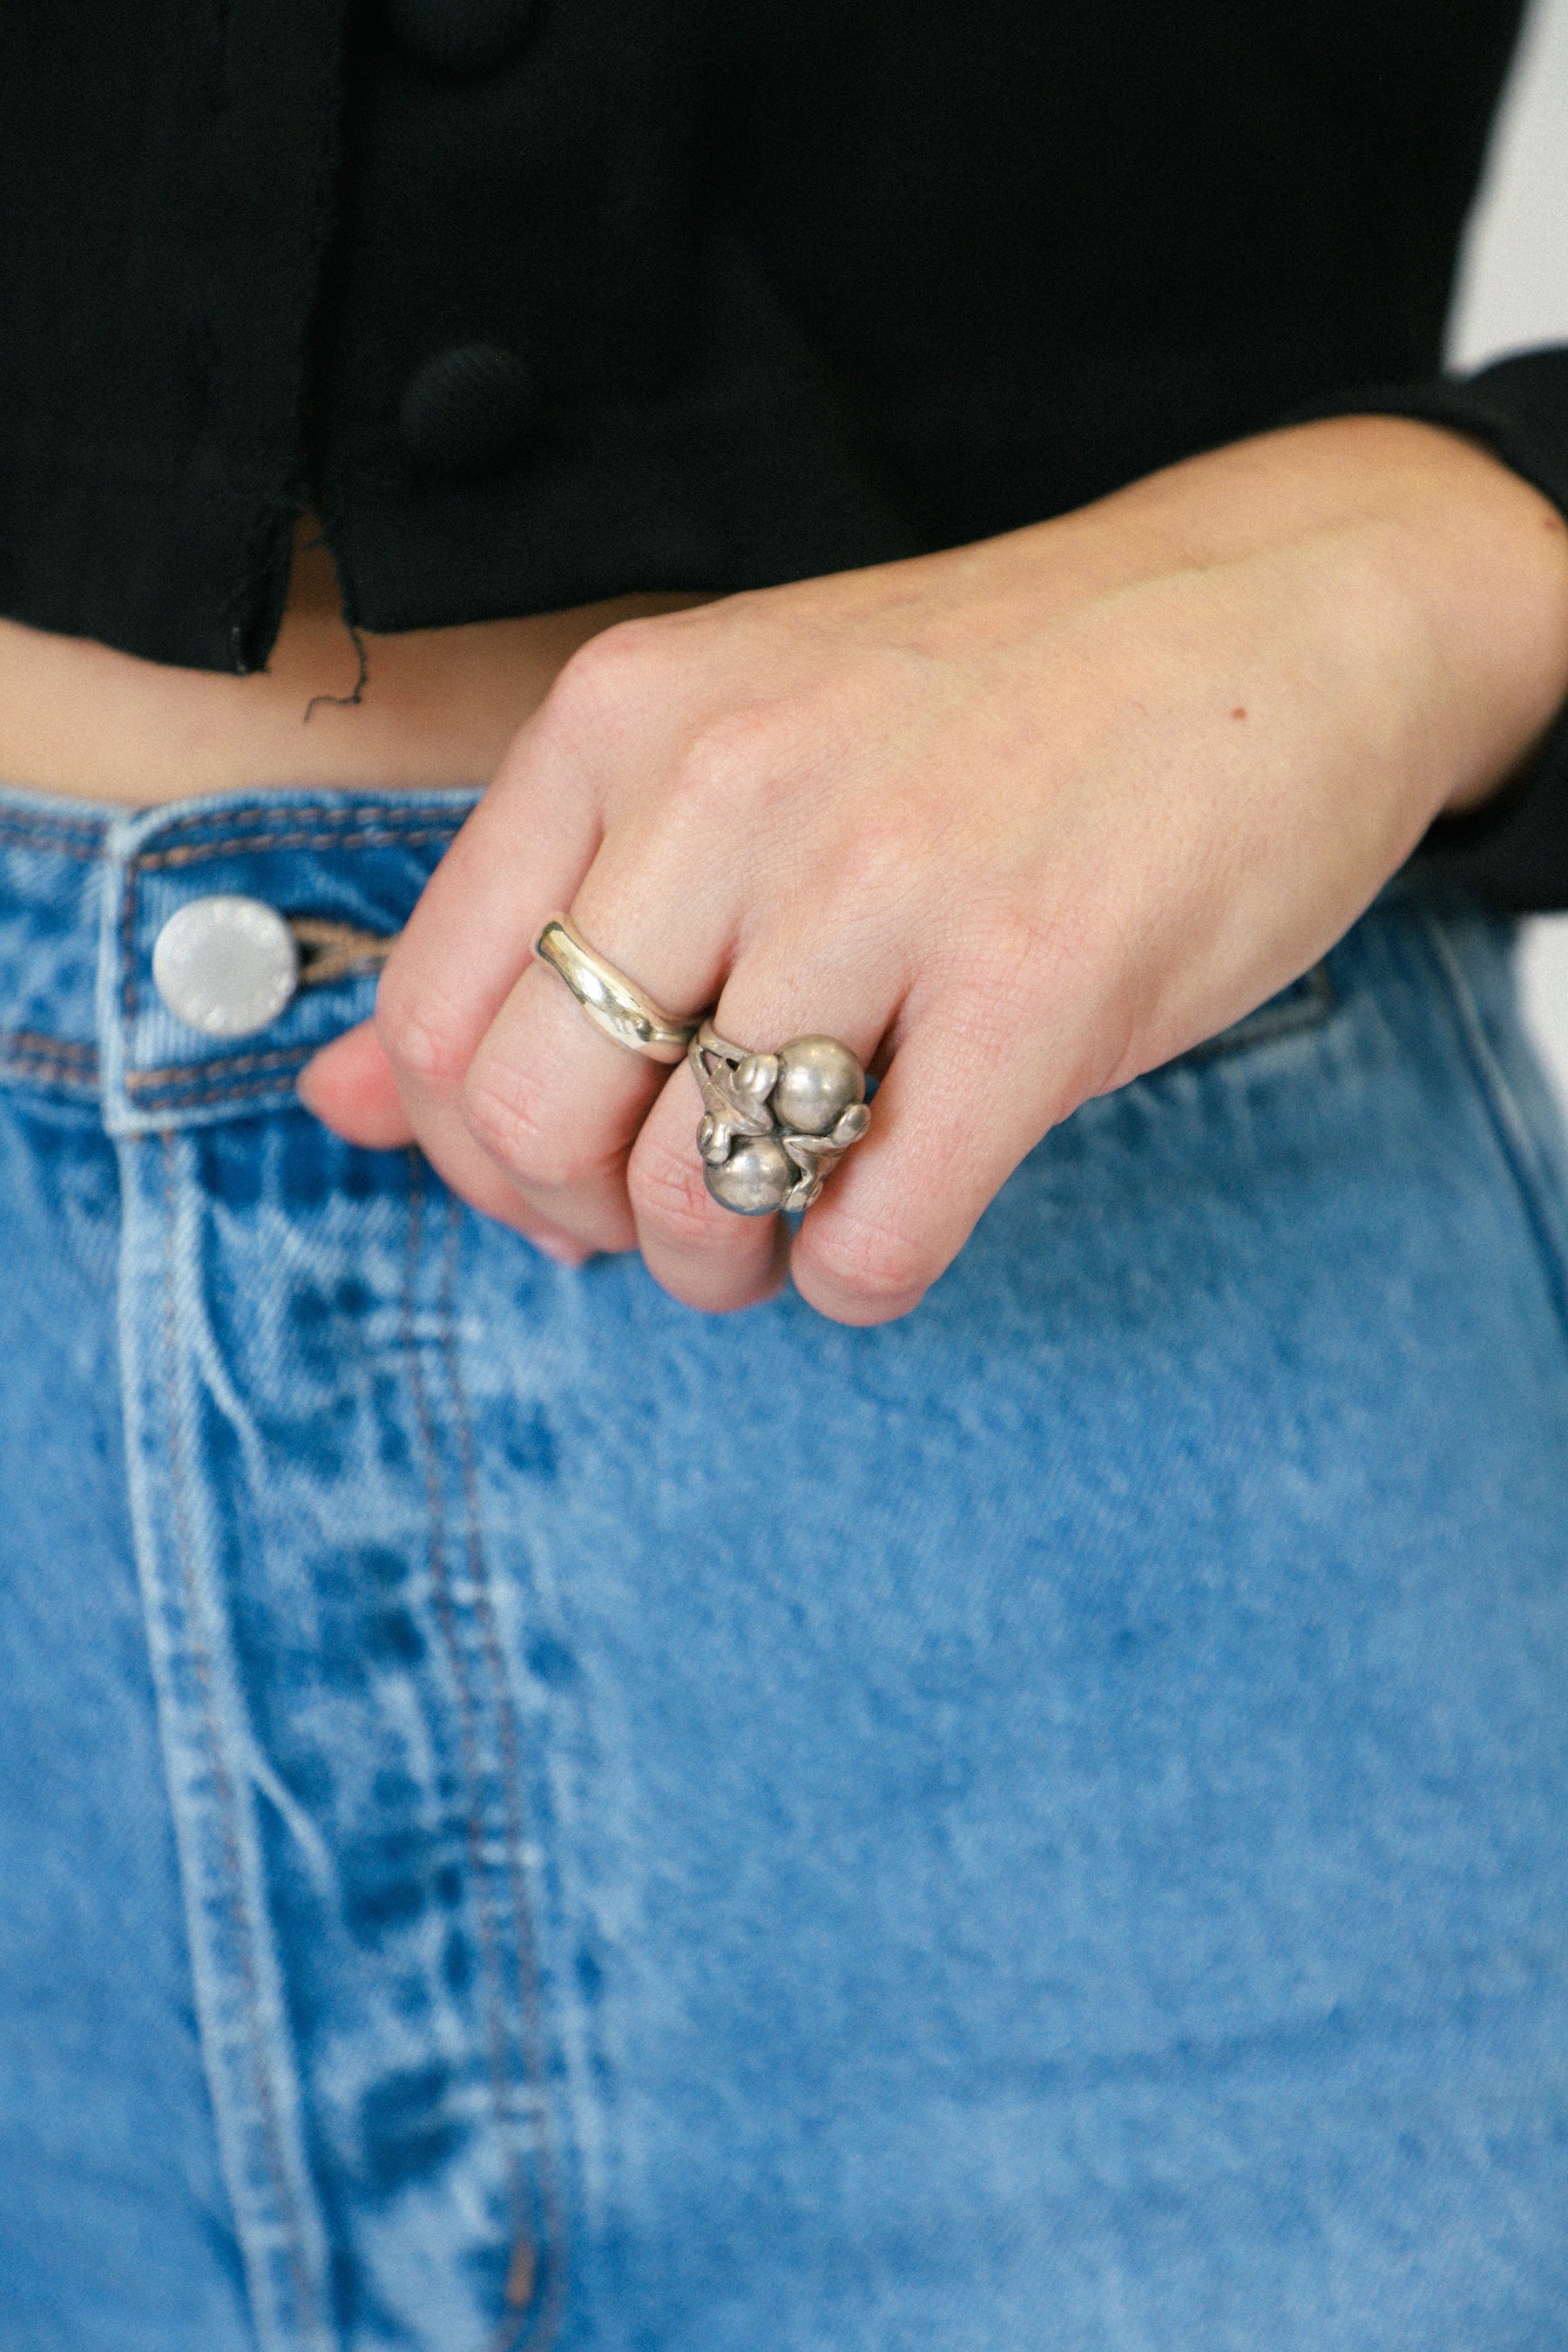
xmin=1098 ymin=416 xmax=1568 ymax=821
xmin=1266 ymin=419 xmax=1568 ymax=817
xmin=1358 ymin=418 xmax=1568 ymax=816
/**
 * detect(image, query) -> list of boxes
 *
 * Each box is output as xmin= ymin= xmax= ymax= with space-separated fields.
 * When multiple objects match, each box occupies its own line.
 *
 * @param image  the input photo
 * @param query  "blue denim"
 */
xmin=3 ymin=781 xmax=1568 ymax=2352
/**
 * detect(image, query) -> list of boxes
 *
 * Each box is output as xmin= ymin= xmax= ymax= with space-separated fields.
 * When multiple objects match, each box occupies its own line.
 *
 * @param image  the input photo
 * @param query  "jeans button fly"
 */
xmin=152 ymin=896 xmax=301 ymax=1037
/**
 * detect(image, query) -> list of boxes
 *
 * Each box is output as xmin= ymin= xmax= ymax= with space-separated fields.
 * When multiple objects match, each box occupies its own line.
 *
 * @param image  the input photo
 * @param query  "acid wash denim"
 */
xmin=2 ymin=782 xmax=1567 ymax=2352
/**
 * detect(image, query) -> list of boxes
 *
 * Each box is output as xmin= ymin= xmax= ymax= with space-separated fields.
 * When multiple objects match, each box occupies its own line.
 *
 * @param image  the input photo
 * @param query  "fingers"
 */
xmin=363 ymin=629 xmax=744 ymax=1254
xmin=624 ymin=945 xmax=902 ymax=1315
xmin=787 ymin=990 xmax=1069 ymax=1324
xmin=373 ymin=782 xmax=598 ymax=1122
xmin=294 ymin=670 xmax=625 ymax=1270
xmin=451 ymin=787 xmax=754 ymax=1255
xmin=290 ymin=605 xmax=1064 ymax=1322
xmin=298 ymin=1021 xmax=415 ymax=1147
xmin=456 ymin=963 xmax=667 ymax=1256
xmin=303 ymin=952 xmax=1058 ymax=1321
xmin=297 ymin=1021 xmax=592 ymax=1264
xmin=359 ymin=700 xmax=610 ymax=1238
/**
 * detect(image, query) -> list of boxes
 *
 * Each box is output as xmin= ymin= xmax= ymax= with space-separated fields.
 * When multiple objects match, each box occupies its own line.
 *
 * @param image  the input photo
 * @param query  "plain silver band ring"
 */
xmin=534 ymin=914 xmax=700 ymax=1063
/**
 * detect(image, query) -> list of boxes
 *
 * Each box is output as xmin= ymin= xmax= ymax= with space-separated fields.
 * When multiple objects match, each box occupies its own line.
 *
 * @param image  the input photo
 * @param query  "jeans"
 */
xmin=3 ymin=781 xmax=1567 ymax=2352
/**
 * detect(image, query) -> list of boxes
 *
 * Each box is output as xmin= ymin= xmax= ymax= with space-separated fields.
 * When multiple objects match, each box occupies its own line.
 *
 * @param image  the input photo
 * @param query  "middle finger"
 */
xmin=459 ymin=836 xmax=743 ymax=1256
xmin=464 ymin=835 xmax=901 ymax=1301
xmin=625 ymin=924 xmax=902 ymax=1315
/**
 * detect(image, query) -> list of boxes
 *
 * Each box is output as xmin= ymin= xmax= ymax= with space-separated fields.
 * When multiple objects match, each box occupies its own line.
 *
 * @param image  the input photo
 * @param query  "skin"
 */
xmin=287 ymin=416 xmax=1568 ymax=1326
xmin=9 ymin=420 xmax=1566 ymax=1322
xmin=0 ymin=516 xmax=706 ymax=802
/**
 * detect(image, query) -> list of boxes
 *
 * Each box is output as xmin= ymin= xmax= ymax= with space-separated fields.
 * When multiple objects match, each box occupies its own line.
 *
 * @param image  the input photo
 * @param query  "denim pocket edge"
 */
xmin=1174 ymin=960 xmax=1336 ymax=1070
xmin=1417 ymin=909 xmax=1568 ymax=1348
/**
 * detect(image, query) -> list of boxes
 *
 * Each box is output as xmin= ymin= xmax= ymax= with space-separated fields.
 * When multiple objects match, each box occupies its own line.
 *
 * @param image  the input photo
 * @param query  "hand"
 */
xmin=299 ymin=417 xmax=1568 ymax=1323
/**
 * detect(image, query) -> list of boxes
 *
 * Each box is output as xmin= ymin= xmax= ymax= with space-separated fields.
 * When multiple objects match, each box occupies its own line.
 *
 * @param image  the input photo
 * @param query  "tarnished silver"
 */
xmin=689 ymin=1023 xmax=870 ymax=1214
xmin=152 ymin=895 xmax=301 ymax=1038
xmin=535 ymin=913 xmax=698 ymax=1063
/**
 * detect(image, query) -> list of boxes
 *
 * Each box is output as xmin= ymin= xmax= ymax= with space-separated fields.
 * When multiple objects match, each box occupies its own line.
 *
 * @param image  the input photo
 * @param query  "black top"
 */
xmin=3 ymin=2 xmax=1566 ymax=903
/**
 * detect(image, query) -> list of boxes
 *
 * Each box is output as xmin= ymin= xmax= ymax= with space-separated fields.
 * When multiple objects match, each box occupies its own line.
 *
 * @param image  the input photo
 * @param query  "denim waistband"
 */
xmin=0 ymin=783 xmax=478 ymax=1133
xmin=0 ymin=775 xmax=1510 ymax=1139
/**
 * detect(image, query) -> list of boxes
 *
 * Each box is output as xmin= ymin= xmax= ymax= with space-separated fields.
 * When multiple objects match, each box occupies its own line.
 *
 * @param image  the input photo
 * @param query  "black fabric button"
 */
xmin=383 ymin=0 xmax=537 ymax=76
xmin=398 ymin=344 xmax=540 ymax=481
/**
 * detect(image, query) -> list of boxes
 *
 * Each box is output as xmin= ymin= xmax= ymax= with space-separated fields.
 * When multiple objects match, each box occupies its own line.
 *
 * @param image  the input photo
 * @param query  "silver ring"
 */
xmin=689 ymin=1021 xmax=871 ymax=1214
xmin=535 ymin=914 xmax=699 ymax=1063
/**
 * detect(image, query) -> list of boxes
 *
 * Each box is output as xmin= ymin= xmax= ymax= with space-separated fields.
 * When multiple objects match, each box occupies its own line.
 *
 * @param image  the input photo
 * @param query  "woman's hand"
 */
xmin=298 ymin=417 xmax=1568 ymax=1322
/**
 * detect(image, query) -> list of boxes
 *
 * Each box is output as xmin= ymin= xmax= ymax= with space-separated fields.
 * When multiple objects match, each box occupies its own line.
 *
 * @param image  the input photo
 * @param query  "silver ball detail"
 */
xmin=704 ymin=1133 xmax=796 ymax=1215
xmin=771 ymin=1036 xmax=865 ymax=1138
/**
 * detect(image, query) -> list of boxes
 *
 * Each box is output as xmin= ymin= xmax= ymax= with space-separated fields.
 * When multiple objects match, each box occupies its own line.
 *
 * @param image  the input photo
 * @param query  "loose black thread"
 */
xmin=302 ymin=620 xmax=369 ymax=721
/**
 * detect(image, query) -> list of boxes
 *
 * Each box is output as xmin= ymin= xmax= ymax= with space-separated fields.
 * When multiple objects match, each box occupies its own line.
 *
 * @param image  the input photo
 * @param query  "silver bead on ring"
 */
xmin=690 ymin=1023 xmax=871 ymax=1214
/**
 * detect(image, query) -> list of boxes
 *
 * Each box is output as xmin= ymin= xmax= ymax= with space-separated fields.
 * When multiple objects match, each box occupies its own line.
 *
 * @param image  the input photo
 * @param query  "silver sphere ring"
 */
xmin=690 ymin=1021 xmax=871 ymax=1215
xmin=534 ymin=914 xmax=699 ymax=1063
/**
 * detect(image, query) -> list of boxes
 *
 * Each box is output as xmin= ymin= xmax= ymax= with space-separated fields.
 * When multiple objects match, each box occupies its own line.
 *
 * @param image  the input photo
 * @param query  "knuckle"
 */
xmin=456 ymin=1065 xmax=534 ymax=1167
xmin=461 ymin=1064 xmax=624 ymax=1193
xmin=551 ymin=616 xmax=651 ymax=708
xmin=936 ymin=895 xmax=1132 ymax=1117
xmin=950 ymin=896 xmax=1098 ymax=1031
xmin=629 ymin=1131 xmax=721 ymax=1247
xmin=374 ymin=970 xmax=470 ymax=1092
xmin=459 ymin=1064 xmax=558 ymax=1177
xmin=821 ymin=804 xmax=926 ymax=914
xmin=802 ymin=1207 xmax=932 ymax=1310
xmin=532 ymin=618 xmax=660 ymax=760
xmin=976 ymin=893 xmax=1089 ymax=990
xmin=664 ymin=709 xmax=779 ymax=823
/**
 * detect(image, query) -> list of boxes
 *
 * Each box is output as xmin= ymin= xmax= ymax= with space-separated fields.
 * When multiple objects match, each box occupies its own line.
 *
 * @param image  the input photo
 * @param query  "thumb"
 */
xmin=297 ymin=1020 xmax=416 ymax=1148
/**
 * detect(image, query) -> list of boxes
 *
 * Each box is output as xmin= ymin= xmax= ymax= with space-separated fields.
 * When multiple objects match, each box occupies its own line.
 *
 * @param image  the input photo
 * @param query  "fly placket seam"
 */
xmin=438 ymin=1185 xmax=567 ymax=2350
xmin=159 ymin=1132 xmax=329 ymax=2351
xmin=0 ymin=812 xmax=105 ymax=858
xmin=401 ymin=1155 xmax=566 ymax=2346
xmin=0 ymin=1031 xmax=100 ymax=1093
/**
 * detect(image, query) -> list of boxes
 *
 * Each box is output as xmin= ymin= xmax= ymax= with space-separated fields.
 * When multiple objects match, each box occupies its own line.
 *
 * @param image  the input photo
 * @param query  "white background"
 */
xmin=1448 ymin=0 xmax=1568 ymax=1097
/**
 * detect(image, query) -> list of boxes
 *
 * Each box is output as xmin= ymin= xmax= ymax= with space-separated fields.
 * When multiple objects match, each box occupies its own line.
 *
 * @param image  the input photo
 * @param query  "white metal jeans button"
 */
xmin=152 ymin=896 xmax=301 ymax=1037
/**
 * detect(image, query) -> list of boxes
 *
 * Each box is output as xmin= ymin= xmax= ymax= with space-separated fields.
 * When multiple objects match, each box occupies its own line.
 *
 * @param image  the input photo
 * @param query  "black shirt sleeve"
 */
xmin=1304 ymin=348 xmax=1568 ymax=913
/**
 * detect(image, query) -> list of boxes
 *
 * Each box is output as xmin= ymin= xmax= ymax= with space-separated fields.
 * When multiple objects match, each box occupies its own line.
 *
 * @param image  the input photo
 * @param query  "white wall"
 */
xmin=1446 ymin=0 xmax=1568 ymax=1099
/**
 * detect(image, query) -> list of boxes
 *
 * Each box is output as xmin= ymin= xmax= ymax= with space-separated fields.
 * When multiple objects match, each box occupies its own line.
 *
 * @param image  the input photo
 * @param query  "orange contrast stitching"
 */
xmin=0 ymin=819 xmax=104 ymax=859
xmin=0 ymin=1029 xmax=96 ymax=1058
xmin=126 ymin=1068 xmax=312 ymax=1112
xmin=136 ymin=822 xmax=462 ymax=870
xmin=128 ymin=1042 xmax=317 ymax=1088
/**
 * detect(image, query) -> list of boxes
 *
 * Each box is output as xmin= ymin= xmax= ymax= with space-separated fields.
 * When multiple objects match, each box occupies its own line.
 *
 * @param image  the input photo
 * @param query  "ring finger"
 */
xmin=624 ymin=940 xmax=901 ymax=1315
xmin=459 ymin=842 xmax=742 ymax=1254
xmin=468 ymin=869 xmax=900 ymax=1307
